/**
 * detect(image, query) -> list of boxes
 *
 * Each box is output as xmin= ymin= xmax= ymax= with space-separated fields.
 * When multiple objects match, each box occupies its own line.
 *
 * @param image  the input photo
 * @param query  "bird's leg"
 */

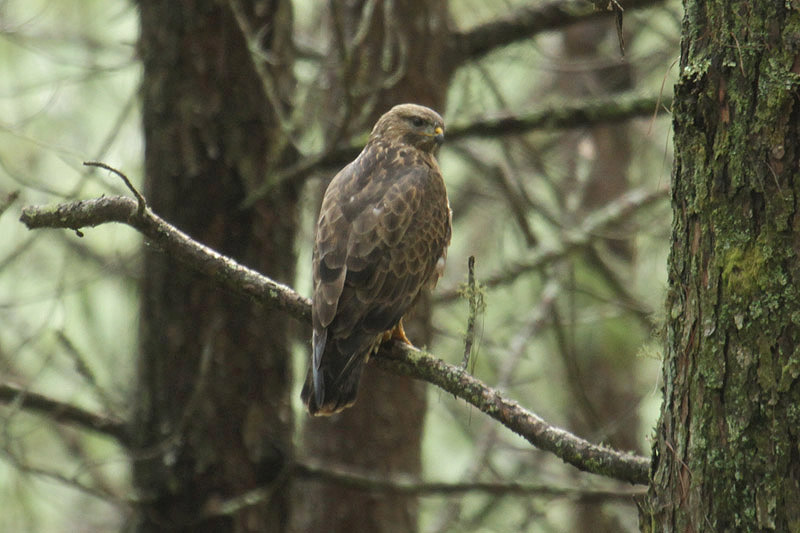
xmin=392 ymin=319 xmax=413 ymax=344
xmin=382 ymin=318 xmax=413 ymax=345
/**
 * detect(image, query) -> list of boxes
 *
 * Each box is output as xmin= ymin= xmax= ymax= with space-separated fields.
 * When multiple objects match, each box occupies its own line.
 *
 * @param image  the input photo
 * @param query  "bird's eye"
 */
xmin=410 ymin=116 xmax=425 ymax=128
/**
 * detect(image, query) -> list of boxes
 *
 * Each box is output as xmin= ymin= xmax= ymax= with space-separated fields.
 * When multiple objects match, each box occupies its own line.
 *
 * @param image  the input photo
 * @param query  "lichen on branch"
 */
xmin=18 ymin=194 xmax=650 ymax=485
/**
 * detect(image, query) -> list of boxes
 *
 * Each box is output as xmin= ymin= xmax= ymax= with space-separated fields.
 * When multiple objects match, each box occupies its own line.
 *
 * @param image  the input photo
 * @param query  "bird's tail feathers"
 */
xmin=311 ymin=329 xmax=327 ymax=408
xmin=302 ymin=338 xmax=370 ymax=416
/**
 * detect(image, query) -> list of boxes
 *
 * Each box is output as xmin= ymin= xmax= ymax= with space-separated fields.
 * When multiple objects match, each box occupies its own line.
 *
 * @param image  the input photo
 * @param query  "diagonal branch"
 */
xmin=447 ymin=95 xmax=671 ymax=142
xmin=436 ymin=185 xmax=668 ymax=302
xmin=252 ymin=94 xmax=670 ymax=194
xmin=452 ymin=0 xmax=668 ymax=63
xmin=0 ymin=381 xmax=128 ymax=445
xmin=293 ymin=461 xmax=645 ymax=500
xmin=199 ymin=460 xmax=644 ymax=520
xmin=19 ymin=195 xmax=649 ymax=484
xmin=19 ymin=196 xmax=311 ymax=321
xmin=376 ymin=342 xmax=649 ymax=485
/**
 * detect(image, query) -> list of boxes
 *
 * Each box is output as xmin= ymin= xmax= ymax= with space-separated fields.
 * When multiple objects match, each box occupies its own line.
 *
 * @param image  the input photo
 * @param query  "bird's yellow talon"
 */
xmin=389 ymin=319 xmax=413 ymax=345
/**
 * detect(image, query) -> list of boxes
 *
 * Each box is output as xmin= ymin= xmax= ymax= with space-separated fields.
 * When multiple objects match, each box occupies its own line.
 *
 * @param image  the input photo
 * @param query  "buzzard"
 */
xmin=302 ymin=103 xmax=452 ymax=415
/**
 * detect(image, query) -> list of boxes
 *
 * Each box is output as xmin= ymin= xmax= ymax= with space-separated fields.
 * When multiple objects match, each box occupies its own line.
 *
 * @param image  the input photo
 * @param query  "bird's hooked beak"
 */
xmin=434 ymin=126 xmax=445 ymax=145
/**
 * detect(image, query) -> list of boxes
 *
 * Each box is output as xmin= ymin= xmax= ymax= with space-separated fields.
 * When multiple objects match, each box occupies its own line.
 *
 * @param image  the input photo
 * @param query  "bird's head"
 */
xmin=370 ymin=103 xmax=445 ymax=153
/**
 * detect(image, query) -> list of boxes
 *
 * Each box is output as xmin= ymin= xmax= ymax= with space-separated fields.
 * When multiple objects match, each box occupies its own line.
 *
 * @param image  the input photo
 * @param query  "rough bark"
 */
xmin=134 ymin=2 xmax=297 ymax=531
xmin=296 ymin=2 xmax=455 ymax=532
xmin=646 ymin=2 xmax=800 ymax=531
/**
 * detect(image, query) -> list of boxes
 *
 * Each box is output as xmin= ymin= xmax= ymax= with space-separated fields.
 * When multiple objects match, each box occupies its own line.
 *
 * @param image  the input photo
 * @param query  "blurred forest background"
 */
xmin=0 ymin=1 xmax=680 ymax=531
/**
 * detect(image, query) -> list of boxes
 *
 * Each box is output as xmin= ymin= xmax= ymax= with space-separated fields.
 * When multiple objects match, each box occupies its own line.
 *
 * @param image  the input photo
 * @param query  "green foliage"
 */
xmin=721 ymin=245 xmax=766 ymax=298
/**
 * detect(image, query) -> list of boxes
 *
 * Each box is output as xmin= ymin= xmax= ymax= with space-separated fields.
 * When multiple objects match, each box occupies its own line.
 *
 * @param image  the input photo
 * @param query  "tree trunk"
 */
xmin=646 ymin=1 xmax=800 ymax=531
xmin=134 ymin=2 xmax=297 ymax=531
xmin=295 ymin=2 xmax=454 ymax=532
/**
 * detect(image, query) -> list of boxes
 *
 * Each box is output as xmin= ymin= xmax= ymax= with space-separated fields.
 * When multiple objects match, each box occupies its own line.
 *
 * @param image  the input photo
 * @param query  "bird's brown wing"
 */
xmin=308 ymin=146 xmax=450 ymax=412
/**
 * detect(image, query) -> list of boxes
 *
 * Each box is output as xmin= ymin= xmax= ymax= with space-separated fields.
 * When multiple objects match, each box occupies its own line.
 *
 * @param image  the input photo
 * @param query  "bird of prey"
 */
xmin=302 ymin=103 xmax=451 ymax=416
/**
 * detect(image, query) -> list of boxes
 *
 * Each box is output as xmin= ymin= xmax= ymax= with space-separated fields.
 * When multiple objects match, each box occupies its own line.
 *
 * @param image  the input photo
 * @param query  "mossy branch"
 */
xmin=460 ymin=255 xmax=485 ymax=371
xmin=19 ymin=195 xmax=311 ymax=321
xmin=376 ymin=343 xmax=649 ymax=485
xmin=18 ymin=194 xmax=650 ymax=485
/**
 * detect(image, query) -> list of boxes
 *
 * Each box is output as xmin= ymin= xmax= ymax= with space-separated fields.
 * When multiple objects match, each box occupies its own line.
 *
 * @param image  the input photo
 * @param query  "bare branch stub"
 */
xmin=83 ymin=161 xmax=146 ymax=216
xmin=461 ymin=255 xmax=481 ymax=371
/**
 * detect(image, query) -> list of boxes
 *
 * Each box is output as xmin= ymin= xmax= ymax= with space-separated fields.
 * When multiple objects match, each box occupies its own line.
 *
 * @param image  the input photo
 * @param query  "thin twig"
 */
xmin=613 ymin=1 xmax=625 ymax=57
xmin=591 ymin=0 xmax=627 ymax=56
xmin=0 ymin=449 xmax=125 ymax=505
xmin=492 ymin=163 xmax=539 ymax=247
xmin=0 ymin=381 xmax=128 ymax=445
xmin=53 ymin=425 xmax=125 ymax=503
xmin=436 ymin=186 xmax=668 ymax=302
xmin=428 ymin=280 xmax=563 ymax=530
xmin=83 ymin=161 xmax=145 ymax=216
xmin=199 ymin=466 xmax=291 ymax=521
xmin=226 ymin=0 xmax=297 ymax=142
xmin=56 ymin=331 xmax=120 ymax=417
xmin=196 ymin=458 xmax=644 ymax=523
xmin=462 ymin=255 xmax=480 ymax=371
xmin=0 ymin=190 xmax=20 ymax=218
xmin=293 ymin=461 xmax=644 ymax=500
